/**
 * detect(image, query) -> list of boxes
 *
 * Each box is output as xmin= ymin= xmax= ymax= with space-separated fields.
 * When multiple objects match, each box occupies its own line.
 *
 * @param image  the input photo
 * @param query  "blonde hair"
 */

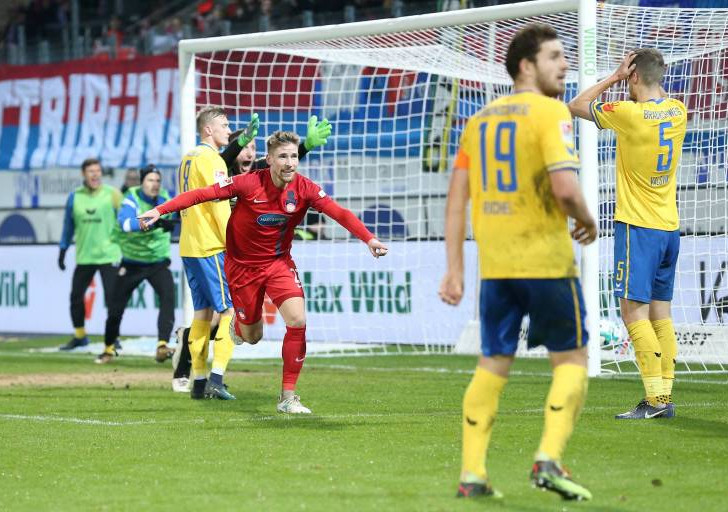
xmin=266 ymin=131 xmax=300 ymax=153
xmin=196 ymin=106 xmax=227 ymax=134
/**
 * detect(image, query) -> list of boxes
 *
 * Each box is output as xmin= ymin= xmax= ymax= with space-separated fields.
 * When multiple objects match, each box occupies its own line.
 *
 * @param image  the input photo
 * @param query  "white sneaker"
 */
xmin=277 ymin=394 xmax=312 ymax=414
xmin=229 ymin=318 xmax=245 ymax=345
xmin=172 ymin=377 xmax=191 ymax=393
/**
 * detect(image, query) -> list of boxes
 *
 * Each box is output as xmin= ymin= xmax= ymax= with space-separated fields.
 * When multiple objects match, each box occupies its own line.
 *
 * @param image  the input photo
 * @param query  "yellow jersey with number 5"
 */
xmin=455 ymin=92 xmax=580 ymax=279
xmin=177 ymin=143 xmax=230 ymax=257
xmin=590 ymin=98 xmax=686 ymax=231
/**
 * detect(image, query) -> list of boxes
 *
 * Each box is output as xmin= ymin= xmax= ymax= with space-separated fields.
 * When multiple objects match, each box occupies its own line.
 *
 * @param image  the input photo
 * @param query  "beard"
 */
xmin=536 ymin=73 xmax=565 ymax=98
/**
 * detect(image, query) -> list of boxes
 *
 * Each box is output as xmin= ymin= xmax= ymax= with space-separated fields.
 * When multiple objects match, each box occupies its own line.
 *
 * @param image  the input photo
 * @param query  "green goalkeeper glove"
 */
xmin=304 ymin=115 xmax=332 ymax=150
xmin=237 ymin=113 xmax=259 ymax=147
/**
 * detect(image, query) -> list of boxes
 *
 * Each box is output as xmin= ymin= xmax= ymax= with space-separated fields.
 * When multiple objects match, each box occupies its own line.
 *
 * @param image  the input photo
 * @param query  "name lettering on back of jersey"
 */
xmin=481 ymin=104 xmax=530 ymax=117
xmin=482 ymin=201 xmax=512 ymax=215
xmin=643 ymin=108 xmax=683 ymax=120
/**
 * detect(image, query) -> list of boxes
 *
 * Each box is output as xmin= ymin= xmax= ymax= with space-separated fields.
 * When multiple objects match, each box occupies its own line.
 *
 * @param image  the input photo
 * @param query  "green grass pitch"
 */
xmin=0 ymin=336 xmax=726 ymax=511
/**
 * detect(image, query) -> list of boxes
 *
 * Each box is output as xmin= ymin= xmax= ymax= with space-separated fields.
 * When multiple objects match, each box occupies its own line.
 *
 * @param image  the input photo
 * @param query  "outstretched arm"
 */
xmin=568 ymin=52 xmax=636 ymax=120
xmin=138 ymin=178 xmax=239 ymax=229
xmin=318 ymin=200 xmax=388 ymax=258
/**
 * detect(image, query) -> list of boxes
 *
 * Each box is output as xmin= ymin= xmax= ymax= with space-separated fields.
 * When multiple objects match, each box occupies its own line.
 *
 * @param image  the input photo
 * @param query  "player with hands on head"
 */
xmin=140 ymin=130 xmax=387 ymax=414
xmin=440 ymin=23 xmax=595 ymax=502
xmin=568 ymin=49 xmax=687 ymax=420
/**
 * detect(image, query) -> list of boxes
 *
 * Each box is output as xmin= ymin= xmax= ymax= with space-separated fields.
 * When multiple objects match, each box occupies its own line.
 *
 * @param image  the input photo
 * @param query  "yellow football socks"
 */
xmin=211 ymin=315 xmax=234 ymax=374
xmin=651 ymin=318 xmax=677 ymax=402
xmin=627 ymin=320 xmax=666 ymax=406
xmin=189 ymin=319 xmax=212 ymax=378
xmin=74 ymin=327 xmax=86 ymax=339
xmin=104 ymin=344 xmax=115 ymax=355
xmin=537 ymin=364 xmax=587 ymax=461
xmin=461 ymin=367 xmax=507 ymax=483
xmin=157 ymin=340 xmax=168 ymax=348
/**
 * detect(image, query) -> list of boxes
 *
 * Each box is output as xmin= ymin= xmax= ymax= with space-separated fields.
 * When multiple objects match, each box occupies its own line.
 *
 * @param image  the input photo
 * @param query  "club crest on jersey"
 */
xmin=603 ymin=102 xmax=618 ymax=112
xmin=257 ymin=213 xmax=288 ymax=226
xmin=284 ymin=190 xmax=297 ymax=213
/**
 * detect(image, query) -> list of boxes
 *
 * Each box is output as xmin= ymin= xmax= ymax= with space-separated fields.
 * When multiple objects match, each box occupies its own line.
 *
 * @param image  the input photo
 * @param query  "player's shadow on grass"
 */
xmin=653 ymin=416 xmax=728 ymax=437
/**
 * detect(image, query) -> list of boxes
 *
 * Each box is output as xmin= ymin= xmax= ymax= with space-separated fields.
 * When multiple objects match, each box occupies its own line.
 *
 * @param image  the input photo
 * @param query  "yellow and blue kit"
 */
xmin=177 ymin=143 xmax=232 ymax=312
xmin=591 ymin=98 xmax=687 ymax=303
xmin=455 ymin=92 xmax=586 ymax=355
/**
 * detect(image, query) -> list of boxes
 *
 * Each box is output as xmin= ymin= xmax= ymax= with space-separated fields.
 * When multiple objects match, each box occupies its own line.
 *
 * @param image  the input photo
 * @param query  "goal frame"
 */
xmin=177 ymin=0 xmax=602 ymax=375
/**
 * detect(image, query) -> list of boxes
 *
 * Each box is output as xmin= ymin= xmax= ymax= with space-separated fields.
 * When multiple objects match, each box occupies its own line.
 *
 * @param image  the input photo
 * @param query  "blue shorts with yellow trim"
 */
xmin=613 ymin=222 xmax=680 ymax=303
xmin=182 ymin=253 xmax=232 ymax=313
xmin=479 ymin=278 xmax=587 ymax=356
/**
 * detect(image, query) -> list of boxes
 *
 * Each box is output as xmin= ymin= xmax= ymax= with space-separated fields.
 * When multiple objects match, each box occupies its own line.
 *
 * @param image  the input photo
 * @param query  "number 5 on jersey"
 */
xmin=479 ymin=121 xmax=518 ymax=192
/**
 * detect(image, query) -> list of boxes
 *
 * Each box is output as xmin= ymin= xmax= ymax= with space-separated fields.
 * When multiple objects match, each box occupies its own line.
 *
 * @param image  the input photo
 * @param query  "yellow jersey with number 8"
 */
xmin=590 ymin=98 xmax=687 ymax=231
xmin=177 ymin=143 xmax=230 ymax=257
xmin=455 ymin=92 xmax=580 ymax=279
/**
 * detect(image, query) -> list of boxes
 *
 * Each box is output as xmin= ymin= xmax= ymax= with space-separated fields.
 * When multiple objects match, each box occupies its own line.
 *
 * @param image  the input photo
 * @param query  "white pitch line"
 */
xmin=0 ymin=414 xmax=204 ymax=426
xmin=0 ymin=402 xmax=722 ymax=427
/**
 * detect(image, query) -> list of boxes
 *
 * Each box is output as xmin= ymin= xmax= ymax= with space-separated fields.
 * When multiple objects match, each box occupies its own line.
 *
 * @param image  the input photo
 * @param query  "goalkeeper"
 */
xmin=95 ymin=165 xmax=177 ymax=364
xmin=569 ymin=49 xmax=687 ymax=419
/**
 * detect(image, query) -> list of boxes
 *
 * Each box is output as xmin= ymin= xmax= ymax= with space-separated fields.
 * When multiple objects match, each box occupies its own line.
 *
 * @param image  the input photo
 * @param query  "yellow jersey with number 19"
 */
xmin=455 ymin=92 xmax=580 ymax=279
xmin=590 ymin=98 xmax=687 ymax=231
xmin=177 ymin=143 xmax=230 ymax=257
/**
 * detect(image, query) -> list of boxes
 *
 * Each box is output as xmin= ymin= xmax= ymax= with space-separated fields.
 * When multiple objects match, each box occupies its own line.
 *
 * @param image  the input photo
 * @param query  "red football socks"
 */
xmin=281 ymin=326 xmax=306 ymax=391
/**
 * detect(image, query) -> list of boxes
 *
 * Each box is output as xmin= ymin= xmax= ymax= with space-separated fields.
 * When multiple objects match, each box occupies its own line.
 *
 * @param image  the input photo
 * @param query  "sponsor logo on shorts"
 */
xmin=257 ymin=213 xmax=288 ymax=226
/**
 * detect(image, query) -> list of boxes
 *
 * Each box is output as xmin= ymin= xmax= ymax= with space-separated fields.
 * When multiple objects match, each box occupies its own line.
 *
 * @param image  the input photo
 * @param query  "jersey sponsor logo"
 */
xmin=257 ymin=213 xmax=288 ymax=227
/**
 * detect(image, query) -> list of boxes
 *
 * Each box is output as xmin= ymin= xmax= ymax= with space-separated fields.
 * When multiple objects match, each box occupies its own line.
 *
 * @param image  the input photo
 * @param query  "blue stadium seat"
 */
xmin=361 ymin=204 xmax=408 ymax=240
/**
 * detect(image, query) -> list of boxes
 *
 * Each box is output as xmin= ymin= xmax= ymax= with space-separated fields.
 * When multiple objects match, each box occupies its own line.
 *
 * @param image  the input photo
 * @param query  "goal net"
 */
xmin=180 ymin=0 xmax=728 ymax=372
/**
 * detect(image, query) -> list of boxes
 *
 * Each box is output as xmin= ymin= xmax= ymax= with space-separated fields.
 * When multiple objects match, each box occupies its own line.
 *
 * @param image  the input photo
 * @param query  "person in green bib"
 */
xmin=96 ymin=165 xmax=178 ymax=364
xmin=59 ymin=158 xmax=122 ymax=350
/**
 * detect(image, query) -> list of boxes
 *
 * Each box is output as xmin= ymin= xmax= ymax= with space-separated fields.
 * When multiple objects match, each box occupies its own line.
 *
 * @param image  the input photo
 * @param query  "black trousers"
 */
xmin=104 ymin=261 xmax=175 ymax=347
xmin=70 ymin=264 xmax=118 ymax=329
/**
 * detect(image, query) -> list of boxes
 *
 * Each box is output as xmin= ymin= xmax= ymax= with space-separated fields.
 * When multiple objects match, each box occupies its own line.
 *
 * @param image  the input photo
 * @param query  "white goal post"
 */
xmin=177 ymin=0 xmax=728 ymax=376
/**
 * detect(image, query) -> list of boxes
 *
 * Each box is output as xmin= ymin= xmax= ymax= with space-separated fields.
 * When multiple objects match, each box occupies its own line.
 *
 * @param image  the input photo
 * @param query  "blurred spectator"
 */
xmin=204 ymin=6 xmax=227 ymax=37
xmin=107 ymin=16 xmax=124 ymax=49
xmin=226 ymin=0 xmax=260 ymax=21
xmin=151 ymin=17 xmax=183 ymax=54
xmin=120 ymin=169 xmax=140 ymax=195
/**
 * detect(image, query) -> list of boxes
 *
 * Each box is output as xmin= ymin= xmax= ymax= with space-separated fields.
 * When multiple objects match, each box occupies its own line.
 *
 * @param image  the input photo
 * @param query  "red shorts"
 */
xmin=226 ymin=256 xmax=304 ymax=325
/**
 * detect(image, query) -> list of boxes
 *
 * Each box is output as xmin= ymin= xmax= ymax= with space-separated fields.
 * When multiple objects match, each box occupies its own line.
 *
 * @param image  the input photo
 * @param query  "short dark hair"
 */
xmin=266 ymin=131 xmax=300 ymax=153
xmin=81 ymin=157 xmax=100 ymax=172
xmin=632 ymin=48 xmax=666 ymax=86
xmin=196 ymin=106 xmax=227 ymax=134
xmin=505 ymin=23 xmax=559 ymax=80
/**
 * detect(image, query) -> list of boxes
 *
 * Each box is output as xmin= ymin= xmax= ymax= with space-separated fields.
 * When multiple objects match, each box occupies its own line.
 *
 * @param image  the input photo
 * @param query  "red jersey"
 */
xmin=158 ymin=169 xmax=375 ymax=267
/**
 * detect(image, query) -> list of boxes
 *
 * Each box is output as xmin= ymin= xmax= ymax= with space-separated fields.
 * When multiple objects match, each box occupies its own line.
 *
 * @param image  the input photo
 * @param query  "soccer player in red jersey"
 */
xmin=139 ymin=130 xmax=388 ymax=413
